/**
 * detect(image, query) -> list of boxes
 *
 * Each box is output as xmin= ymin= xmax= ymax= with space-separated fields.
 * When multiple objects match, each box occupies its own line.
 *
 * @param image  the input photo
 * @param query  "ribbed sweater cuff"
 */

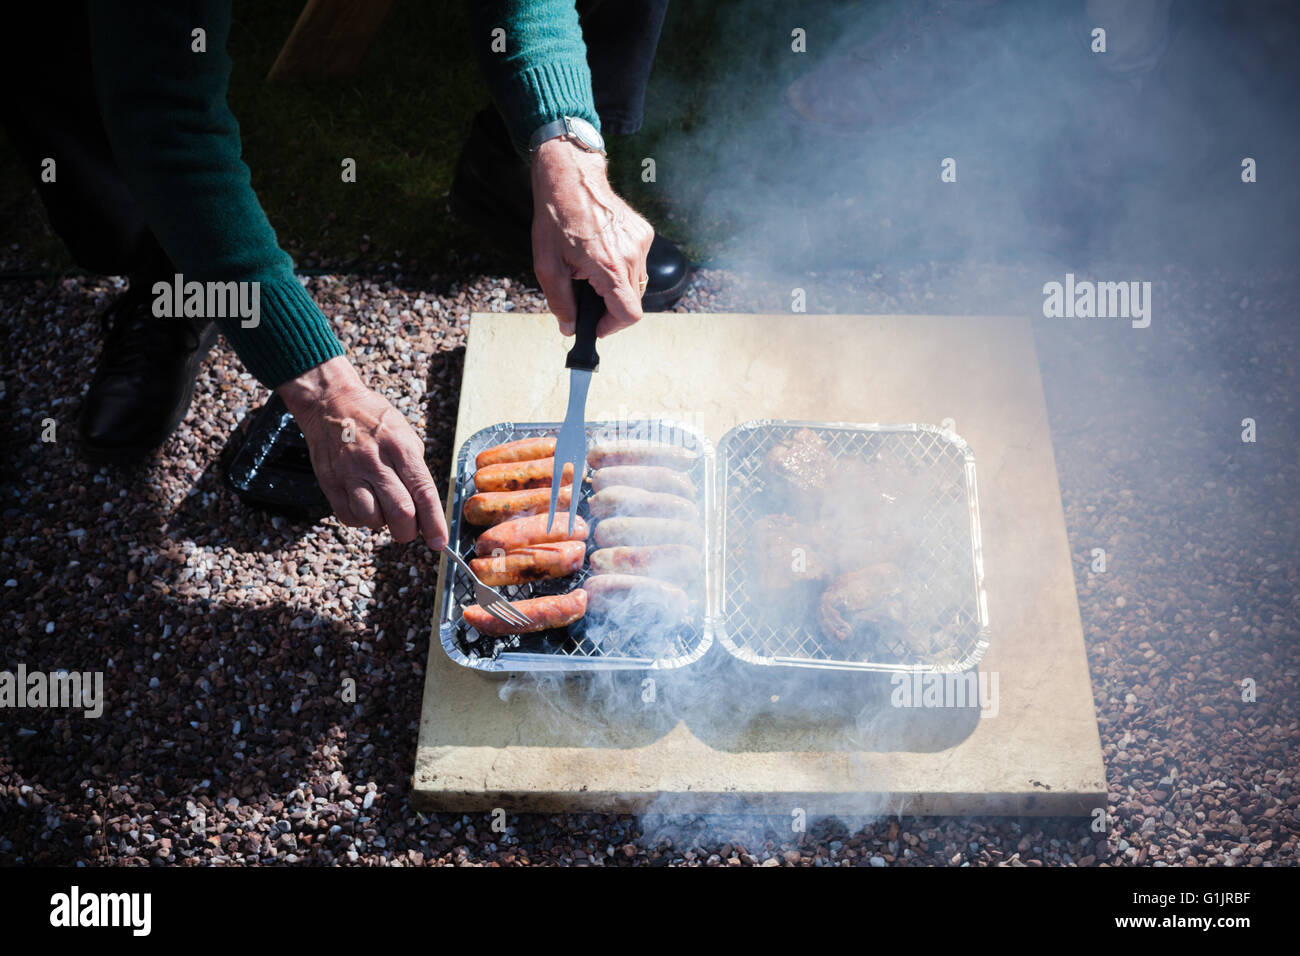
xmin=214 ymin=275 xmax=345 ymax=389
xmin=495 ymin=61 xmax=600 ymax=156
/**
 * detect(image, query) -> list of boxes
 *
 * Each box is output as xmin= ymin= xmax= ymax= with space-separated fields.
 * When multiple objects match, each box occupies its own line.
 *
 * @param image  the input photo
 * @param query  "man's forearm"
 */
xmin=466 ymin=0 xmax=602 ymax=156
xmin=87 ymin=0 xmax=344 ymax=388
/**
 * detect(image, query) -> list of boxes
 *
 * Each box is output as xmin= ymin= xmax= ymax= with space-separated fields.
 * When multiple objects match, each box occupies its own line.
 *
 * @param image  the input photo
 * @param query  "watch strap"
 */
xmin=528 ymin=118 xmax=571 ymax=152
xmin=528 ymin=116 xmax=605 ymax=155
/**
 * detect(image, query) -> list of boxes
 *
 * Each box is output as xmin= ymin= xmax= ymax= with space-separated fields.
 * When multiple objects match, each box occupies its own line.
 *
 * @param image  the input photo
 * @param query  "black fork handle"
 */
xmin=566 ymin=279 xmax=603 ymax=372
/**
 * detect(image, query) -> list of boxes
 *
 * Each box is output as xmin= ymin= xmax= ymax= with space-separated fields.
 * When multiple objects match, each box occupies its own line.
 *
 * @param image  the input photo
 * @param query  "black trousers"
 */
xmin=2 ymin=1 xmax=670 ymax=281
xmin=0 ymin=2 xmax=173 ymax=280
xmin=579 ymin=0 xmax=671 ymax=135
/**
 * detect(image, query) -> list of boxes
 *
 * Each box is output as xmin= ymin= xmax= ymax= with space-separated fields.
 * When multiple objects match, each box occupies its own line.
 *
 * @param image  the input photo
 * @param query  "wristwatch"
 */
xmin=528 ymin=116 xmax=606 ymax=156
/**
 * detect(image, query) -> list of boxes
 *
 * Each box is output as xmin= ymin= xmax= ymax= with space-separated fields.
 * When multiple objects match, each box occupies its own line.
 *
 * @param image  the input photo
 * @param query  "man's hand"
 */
xmin=531 ymin=137 xmax=655 ymax=338
xmin=277 ymin=357 xmax=449 ymax=550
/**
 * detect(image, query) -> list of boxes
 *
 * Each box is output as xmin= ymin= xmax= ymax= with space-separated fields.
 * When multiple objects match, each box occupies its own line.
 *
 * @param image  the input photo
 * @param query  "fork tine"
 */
xmin=505 ymin=599 xmax=534 ymax=624
xmin=476 ymin=588 xmax=511 ymax=619
xmin=446 ymin=544 xmax=537 ymax=631
xmin=477 ymin=580 xmax=531 ymax=626
xmin=490 ymin=598 xmax=533 ymax=627
xmin=544 ymin=473 xmax=563 ymax=534
xmin=483 ymin=601 xmax=522 ymax=627
xmin=504 ymin=605 xmax=535 ymax=627
xmin=565 ymin=458 xmax=584 ymax=538
xmin=553 ymin=463 xmax=573 ymax=537
xmin=498 ymin=594 xmax=534 ymax=624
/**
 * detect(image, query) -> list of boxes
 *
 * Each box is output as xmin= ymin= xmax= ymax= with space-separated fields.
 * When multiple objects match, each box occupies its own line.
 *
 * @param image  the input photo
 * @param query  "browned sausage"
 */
xmin=592 ymin=465 xmax=696 ymax=498
xmin=588 ymin=545 xmax=701 ymax=586
xmin=587 ymin=441 xmax=696 ymax=471
xmin=588 ymin=486 xmax=700 ymax=523
xmin=462 ymin=589 xmax=588 ymax=636
xmin=475 ymin=437 xmax=557 ymax=470
xmin=474 ymin=457 xmax=574 ymax=492
xmin=583 ymin=574 xmax=689 ymax=622
xmin=473 ymin=513 xmax=590 ymax=557
xmin=593 ymin=516 xmax=697 ymax=548
xmin=463 ymin=484 xmax=573 ymax=526
xmin=467 ymin=541 xmax=586 ymax=586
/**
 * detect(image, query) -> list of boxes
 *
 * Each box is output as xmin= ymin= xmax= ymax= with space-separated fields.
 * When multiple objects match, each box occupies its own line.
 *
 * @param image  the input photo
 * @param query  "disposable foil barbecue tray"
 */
xmin=715 ymin=421 xmax=990 ymax=673
xmin=439 ymin=420 xmax=716 ymax=674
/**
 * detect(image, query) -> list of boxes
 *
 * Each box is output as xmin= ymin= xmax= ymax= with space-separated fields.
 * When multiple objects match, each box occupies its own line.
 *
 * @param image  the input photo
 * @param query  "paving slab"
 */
xmin=413 ymin=312 xmax=1107 ymax=816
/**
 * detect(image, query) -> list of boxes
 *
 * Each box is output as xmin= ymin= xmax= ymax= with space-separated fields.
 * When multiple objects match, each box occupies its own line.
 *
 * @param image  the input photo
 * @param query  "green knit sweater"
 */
xmin=88 ymin=1 xmax=599 ymax=388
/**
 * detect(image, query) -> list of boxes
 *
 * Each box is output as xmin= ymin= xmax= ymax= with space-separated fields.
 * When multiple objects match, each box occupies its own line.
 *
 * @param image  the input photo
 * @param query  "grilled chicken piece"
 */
xmin=763 ymin=428 xmax=834 ymax=499
xmin=818 ymin=564 xmax=904 ymax=642
xmin=753 ymin=514 xmax=830 ymax=591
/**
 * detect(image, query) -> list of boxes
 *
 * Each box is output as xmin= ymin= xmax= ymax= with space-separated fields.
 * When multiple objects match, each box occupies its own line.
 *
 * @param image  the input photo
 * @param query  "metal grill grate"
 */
xmin=717 ymin=421 xmax=989 ymax=673
xmin=440 ymin=420 xmax=715 ymax=674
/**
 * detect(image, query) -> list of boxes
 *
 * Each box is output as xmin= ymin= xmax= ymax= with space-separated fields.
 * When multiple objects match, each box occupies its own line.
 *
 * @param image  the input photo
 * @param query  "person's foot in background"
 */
xmin=783 ymin=0 xmax=1004 ymax=135
xmin=449 ymin=104 xmax=691 ymax=312
xmin=1042 ymin=0 xmax=1205 ymax=260
xmin=78 ymin=277 xmax=217 ymax=464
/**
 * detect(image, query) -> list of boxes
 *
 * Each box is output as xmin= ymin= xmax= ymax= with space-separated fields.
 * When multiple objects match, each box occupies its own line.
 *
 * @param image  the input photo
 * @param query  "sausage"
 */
xmin=463 ymin=484 xmax=573 ymax=526
xmin=593 ymin=516 xmax=698 ymax=548
xmin=583 ymin=573 xmax=689 ymax=622
xmin=474 ymin=457 xmax=574 ymax=492
xmin=592 ymin=465 xmax=696 ymax=498
xmin=461 ymin=589 xmax=587 ymax=637
xmin=473 ymin=513 xmax=589 ymax=557
xmin=587 ymin=441 xmax=696 ymax=471
xmin=589 ymin=545 xmax=701 ymax=587
xmin=468 ymin=541 xmax=586 ymax=586
xmin=588 ymin=486 xmax=700 ymax=523
xmin=475 ymin=437 xmax=557 ymax=470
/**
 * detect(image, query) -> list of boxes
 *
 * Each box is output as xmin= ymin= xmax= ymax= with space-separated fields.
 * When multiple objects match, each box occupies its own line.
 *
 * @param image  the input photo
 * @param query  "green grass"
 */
xmin=0 ymin=0 xmax=861 ymax=275
xmin=224 ymin=0 xmax=488 ymax=273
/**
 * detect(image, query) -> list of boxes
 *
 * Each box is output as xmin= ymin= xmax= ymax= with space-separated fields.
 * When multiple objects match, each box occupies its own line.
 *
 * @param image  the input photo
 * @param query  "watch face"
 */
xmin=566 ymin=116 xmax=605 ymax=152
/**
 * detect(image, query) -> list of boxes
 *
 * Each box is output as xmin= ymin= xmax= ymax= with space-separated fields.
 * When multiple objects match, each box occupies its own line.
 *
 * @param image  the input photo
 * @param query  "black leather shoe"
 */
xmin=450 ymin=106 xmax=691 ymax=311
xmin=78 ymin=282 xmax=218 ymax=464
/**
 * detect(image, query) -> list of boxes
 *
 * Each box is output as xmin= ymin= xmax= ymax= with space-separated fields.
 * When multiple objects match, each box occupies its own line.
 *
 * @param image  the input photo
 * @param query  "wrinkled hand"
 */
xmin=531 ymin=137 xmax=654 ymax=338
xmin=277 ymin=357 xmax=449 ymax=549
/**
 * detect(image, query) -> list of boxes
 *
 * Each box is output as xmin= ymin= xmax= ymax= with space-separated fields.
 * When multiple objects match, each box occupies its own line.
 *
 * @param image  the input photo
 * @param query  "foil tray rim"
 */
xmin=713 ymin=419 xmax=990 ymax=674
xmin=439 ymin=418 xmax=716 ymax=676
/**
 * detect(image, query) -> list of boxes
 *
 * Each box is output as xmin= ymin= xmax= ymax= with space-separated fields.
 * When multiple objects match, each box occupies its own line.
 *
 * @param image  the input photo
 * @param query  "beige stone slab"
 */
xmin=413 ymin=313 xmax=1106 ymax=816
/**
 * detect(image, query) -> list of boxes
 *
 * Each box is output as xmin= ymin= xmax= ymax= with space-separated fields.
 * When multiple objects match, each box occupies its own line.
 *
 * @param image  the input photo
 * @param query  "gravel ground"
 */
xmin=1 ymin=263 xmax=1296 ymax=866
